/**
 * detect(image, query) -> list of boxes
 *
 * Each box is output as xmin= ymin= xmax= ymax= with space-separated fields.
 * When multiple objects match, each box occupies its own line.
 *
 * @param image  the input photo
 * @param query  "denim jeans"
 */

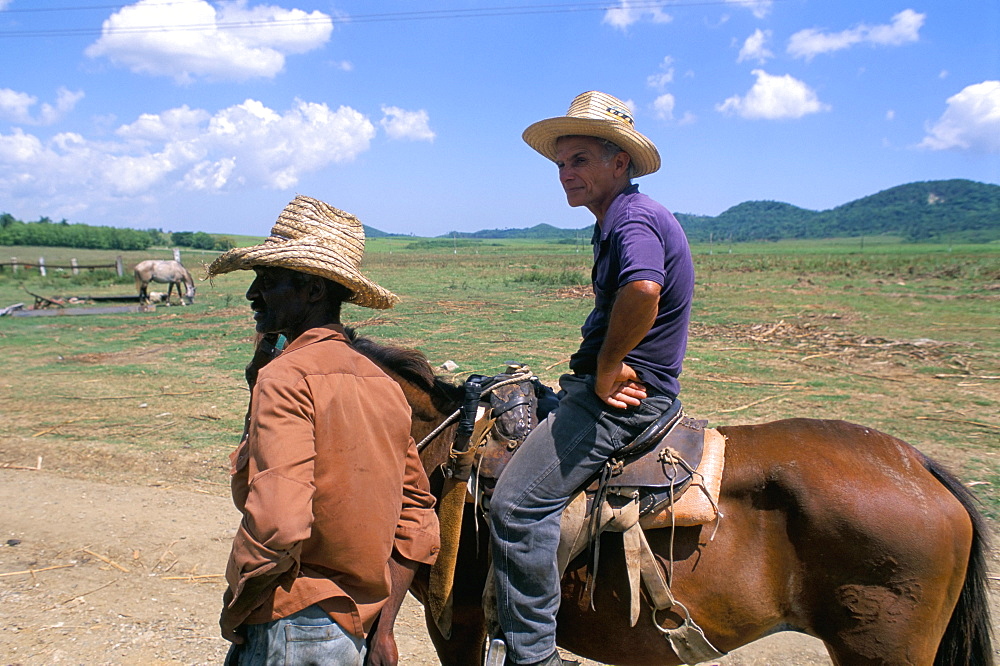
xmin=224 ymin=604 xmax=366 ymax=666
xmin=489 ymin=374 xmax=674 ymax=664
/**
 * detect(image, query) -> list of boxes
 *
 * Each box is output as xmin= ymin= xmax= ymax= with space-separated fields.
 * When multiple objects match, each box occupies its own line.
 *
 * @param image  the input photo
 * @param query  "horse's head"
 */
xmin=184 ymin=283 xmax=196 ymax=305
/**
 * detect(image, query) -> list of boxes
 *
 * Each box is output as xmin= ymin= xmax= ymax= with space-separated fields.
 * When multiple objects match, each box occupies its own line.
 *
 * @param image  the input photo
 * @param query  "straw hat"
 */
xmin=207 ymin=195 xmax=399 ymax=310
xmin=522 ymin=91 xmax=660 ymax=177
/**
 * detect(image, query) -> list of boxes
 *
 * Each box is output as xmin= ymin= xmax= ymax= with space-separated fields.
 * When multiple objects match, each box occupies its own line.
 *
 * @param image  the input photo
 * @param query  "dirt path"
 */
xmin=0 ymin=468 xmax=989 ymax=665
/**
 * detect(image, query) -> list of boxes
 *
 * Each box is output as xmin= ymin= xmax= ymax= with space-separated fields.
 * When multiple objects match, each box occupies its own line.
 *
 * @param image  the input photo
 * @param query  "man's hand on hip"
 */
xmin=594 ymin=361 xmax=647 ymax=409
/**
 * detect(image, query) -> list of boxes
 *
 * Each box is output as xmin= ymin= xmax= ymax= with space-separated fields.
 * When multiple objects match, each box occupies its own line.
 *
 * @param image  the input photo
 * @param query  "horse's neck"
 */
xmin=417 ymin=420 xmax=458 ymax=475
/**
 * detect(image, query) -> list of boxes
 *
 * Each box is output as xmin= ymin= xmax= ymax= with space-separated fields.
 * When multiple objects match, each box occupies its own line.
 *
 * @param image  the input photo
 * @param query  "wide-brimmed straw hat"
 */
xmin=522 ymin=91 xmax=660 ymax=177
xmin=207 ymin=195 xmax=399 ymax=310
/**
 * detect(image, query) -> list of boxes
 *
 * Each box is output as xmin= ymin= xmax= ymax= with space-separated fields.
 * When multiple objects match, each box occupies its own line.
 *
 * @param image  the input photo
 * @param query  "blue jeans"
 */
xmin=489 ymin=374 xmax=674 ymax=664
xmin=224 ymin=604 xmax=366 ymax=666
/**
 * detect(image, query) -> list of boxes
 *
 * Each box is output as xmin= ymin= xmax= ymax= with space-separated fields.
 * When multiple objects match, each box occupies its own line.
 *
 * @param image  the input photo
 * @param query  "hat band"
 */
xmin=605 ymin=105 xmax=634 ymax=126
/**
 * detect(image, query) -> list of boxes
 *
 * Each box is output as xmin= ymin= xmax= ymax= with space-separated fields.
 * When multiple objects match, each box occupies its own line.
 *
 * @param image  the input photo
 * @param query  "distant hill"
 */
xmin=681 ymin=180 xmax=1000 ymax=243
xmin=363 ymin=225 xmax=392 ymax=238
xmin=448 ymin=223 xmax=584 ymax=241
xmin=442 ymin=180 xmax=1000 ymax=244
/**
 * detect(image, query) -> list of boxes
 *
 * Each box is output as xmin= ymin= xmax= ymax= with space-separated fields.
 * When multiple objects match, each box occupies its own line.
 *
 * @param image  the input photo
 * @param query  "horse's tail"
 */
xmin=925 ymin=456 xmax=994 ymax=666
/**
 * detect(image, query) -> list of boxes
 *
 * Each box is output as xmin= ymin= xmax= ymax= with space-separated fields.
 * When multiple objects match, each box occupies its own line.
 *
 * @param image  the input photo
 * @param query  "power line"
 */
xmin=0 ymin=0 xmax=778 ymax=38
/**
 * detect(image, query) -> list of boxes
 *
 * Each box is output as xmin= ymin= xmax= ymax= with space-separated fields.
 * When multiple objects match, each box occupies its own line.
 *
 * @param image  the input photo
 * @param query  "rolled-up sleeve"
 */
xmin=226 ymin=375 xmax=317 ymax=609
xmin=393 ymin=437 xmax=440 ymax=565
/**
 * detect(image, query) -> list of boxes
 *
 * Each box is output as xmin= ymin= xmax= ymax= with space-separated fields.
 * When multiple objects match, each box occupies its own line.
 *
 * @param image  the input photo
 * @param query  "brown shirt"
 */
xmin=224 ymin=325 xmax=439 ymax=637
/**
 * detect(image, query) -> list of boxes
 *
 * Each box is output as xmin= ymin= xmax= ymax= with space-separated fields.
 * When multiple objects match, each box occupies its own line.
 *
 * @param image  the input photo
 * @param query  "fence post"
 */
xmin=11 ymin=257 xmax=17 ymax=274
xmin=116 ymin=256 xmax=124 ymax=277
xmin=173 ymin=248 xmax=181 ymax=263
xmin=71 ymin=258 xmax=79 ymax=275
xmin=38 ymin=257 xmax=46 ymax=277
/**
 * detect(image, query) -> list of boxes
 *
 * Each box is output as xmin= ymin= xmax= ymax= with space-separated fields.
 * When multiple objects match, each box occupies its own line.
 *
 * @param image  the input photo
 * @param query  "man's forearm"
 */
xmin=384 ymin=554 xmax=418 ymax=629
xmin=366 ymin=554 xmax=421 ymax=666
xmin=596 ymin=279 xmax=660 ymax=373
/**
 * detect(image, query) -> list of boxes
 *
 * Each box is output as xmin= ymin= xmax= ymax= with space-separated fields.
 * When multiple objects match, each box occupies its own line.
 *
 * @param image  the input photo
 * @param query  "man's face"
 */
xmin=554 ymin=136 xmax=627 ymax=213
xmin=246 ymin=266 xmax=311 ymax=336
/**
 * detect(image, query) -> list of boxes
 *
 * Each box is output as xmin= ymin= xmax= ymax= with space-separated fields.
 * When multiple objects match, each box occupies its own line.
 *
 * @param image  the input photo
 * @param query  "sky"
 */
xmin=1 ymin=0 xmax=998 ymax=237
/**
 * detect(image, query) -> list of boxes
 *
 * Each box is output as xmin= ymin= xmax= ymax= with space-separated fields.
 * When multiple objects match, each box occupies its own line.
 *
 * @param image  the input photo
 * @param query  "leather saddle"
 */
xmin=466 ymin=369 xmax=727 ymax=662
xmin=472 ymin=371 xmax=707 ymax=521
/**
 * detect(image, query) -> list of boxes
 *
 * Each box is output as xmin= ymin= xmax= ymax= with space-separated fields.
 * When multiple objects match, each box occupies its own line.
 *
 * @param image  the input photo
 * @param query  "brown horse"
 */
xmin=134 ymin=260 xmax=196 ymax=305
xmin=349 ymin=333 xmax=994 ymax=666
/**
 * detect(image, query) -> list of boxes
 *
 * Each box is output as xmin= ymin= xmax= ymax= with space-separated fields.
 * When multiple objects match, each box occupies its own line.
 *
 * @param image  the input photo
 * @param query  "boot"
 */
xmin=507 ymin=651 xmax=578 ymax=666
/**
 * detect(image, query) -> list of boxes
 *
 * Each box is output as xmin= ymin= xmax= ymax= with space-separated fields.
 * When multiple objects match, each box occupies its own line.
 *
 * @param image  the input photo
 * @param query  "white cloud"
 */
xmin=0 ymin=89 xmax=36 ymax=124
xmin=726 ymin=0 xmax=772 ymax=19
xmin=0 ymin=98 xmax=375 ymax=208
xmin=646 ymin=56 xmax=675 ymax=90
xmin=717 ymin=69 xmax=830 ymax=119
xmin=886 ymin=109 xmax=895 ymax=121
xmin=603 ymin=1 xmax=672 ymax=31
xmin=653 ymin=94 xmax=675 ymax=121
xmin=919 ymin=81 xmax=1000 ymax=154
xmin=117 ymin=105 xmax=213 ymax=142
xmin=379 ymin=106 xmax=435 ymax=141
xmin=0 ymin=0 xmax=11 ymax=9
xmin=677 ymin=111 xmax=697 ymax=126
xmin=85 ymin=0 xmax=333 ymax=83
xmin=0 ymin=88 xmax=85 ymax=125
xmin=788 ymin=9 xmax=924 ymax=61
xmin=39 ymin=89 xmax=87 ymax=125
xmin=738 ymin=29 xmax=773 ymax=64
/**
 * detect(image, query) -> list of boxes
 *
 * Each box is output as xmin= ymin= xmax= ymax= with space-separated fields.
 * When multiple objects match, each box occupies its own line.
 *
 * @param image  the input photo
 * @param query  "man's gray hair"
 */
xmin=595 ymin=138 xmax=637 ymax=179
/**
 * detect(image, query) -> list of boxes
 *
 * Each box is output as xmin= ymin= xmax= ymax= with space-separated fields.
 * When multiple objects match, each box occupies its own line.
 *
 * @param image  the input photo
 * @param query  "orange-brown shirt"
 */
xmin=224 ymin=325 xmax=439 ymax=638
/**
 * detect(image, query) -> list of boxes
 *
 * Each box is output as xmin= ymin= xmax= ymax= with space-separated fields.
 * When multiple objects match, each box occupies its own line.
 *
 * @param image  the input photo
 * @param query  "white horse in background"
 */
xmin=134 ymin=260 xmax=196 ymax=305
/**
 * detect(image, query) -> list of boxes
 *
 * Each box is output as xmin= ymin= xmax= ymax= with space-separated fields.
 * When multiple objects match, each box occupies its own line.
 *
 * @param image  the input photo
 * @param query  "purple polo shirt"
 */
xmin=569 ymin=184 xmax=694 ymax=398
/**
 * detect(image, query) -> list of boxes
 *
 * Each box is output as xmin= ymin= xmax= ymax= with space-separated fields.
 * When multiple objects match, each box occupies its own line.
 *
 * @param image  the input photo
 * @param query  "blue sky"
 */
xmin=1 ymin=0 xmax=998 ymax=237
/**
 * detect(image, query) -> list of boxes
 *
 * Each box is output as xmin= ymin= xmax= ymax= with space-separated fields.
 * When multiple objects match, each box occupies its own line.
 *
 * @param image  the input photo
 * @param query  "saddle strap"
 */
xmin=636 ymin=524 xmax=675 ymax=611
xmin=623 ymin=526 xmax=643 ymax=627
xmin=622 ymin=522 xmax=676 ymax=627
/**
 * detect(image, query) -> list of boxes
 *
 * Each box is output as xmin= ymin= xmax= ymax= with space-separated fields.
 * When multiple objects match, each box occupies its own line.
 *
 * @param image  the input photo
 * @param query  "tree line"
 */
xmin=0 ymin=214 xmax=235 ymax=251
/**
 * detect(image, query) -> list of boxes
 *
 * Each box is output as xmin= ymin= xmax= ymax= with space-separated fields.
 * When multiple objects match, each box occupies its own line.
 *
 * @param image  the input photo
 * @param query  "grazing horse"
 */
xmin=134 ymin=260 xmax=196 ymax=305
xmin=348 ymin=332 xmax=994 ymax=666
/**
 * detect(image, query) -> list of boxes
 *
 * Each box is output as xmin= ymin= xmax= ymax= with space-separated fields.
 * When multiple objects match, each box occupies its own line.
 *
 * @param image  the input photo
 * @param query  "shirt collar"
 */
xmin=595 ymin=183 xmax=640 ymax=243
xmin=281 ymin=324 xmax=348 ymax=355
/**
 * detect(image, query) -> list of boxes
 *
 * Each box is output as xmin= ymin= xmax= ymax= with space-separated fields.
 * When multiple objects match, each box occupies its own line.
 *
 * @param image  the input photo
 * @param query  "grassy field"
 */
xmin=1 ymin=238 xmax=998 ymax=518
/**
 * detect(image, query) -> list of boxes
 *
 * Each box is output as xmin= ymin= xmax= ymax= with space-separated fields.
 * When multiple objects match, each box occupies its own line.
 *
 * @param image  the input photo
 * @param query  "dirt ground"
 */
xmin=0 ymin=464 xmax=846 ymax=666
xmin=5 ymin=446 xmax=996 ymax=666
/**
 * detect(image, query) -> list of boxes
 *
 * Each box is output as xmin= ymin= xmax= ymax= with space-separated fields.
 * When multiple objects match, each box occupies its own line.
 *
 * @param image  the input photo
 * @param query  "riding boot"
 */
xmin=506 ymin=651 xmax=577 ymax=666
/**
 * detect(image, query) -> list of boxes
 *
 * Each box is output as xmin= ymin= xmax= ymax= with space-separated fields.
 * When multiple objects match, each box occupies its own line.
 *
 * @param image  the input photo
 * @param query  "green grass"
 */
xmin=2 ymin=238 xmax=998 ymax=514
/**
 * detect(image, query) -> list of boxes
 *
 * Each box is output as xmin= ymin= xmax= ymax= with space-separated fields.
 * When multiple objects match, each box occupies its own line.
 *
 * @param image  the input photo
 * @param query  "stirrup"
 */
xmin=485 ymin=638 xmax=506 ymax=666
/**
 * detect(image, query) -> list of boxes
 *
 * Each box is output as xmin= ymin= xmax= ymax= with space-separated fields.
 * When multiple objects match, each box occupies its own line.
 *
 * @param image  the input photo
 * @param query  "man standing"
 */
xmin=209 ymin=195 xmax=439 ymax=665
xmin=490 ymin=91 xmax=695 ymax=666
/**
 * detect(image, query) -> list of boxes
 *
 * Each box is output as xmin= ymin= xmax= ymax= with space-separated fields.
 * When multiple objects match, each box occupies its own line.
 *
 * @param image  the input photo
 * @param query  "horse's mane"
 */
xmin=345 ymin=327 xmax=462 ymax=405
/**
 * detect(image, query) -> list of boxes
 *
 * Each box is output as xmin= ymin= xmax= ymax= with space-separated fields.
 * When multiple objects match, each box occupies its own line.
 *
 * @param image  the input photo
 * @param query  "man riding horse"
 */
xmin=490 ymin=91 xmax=695 ymax=666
